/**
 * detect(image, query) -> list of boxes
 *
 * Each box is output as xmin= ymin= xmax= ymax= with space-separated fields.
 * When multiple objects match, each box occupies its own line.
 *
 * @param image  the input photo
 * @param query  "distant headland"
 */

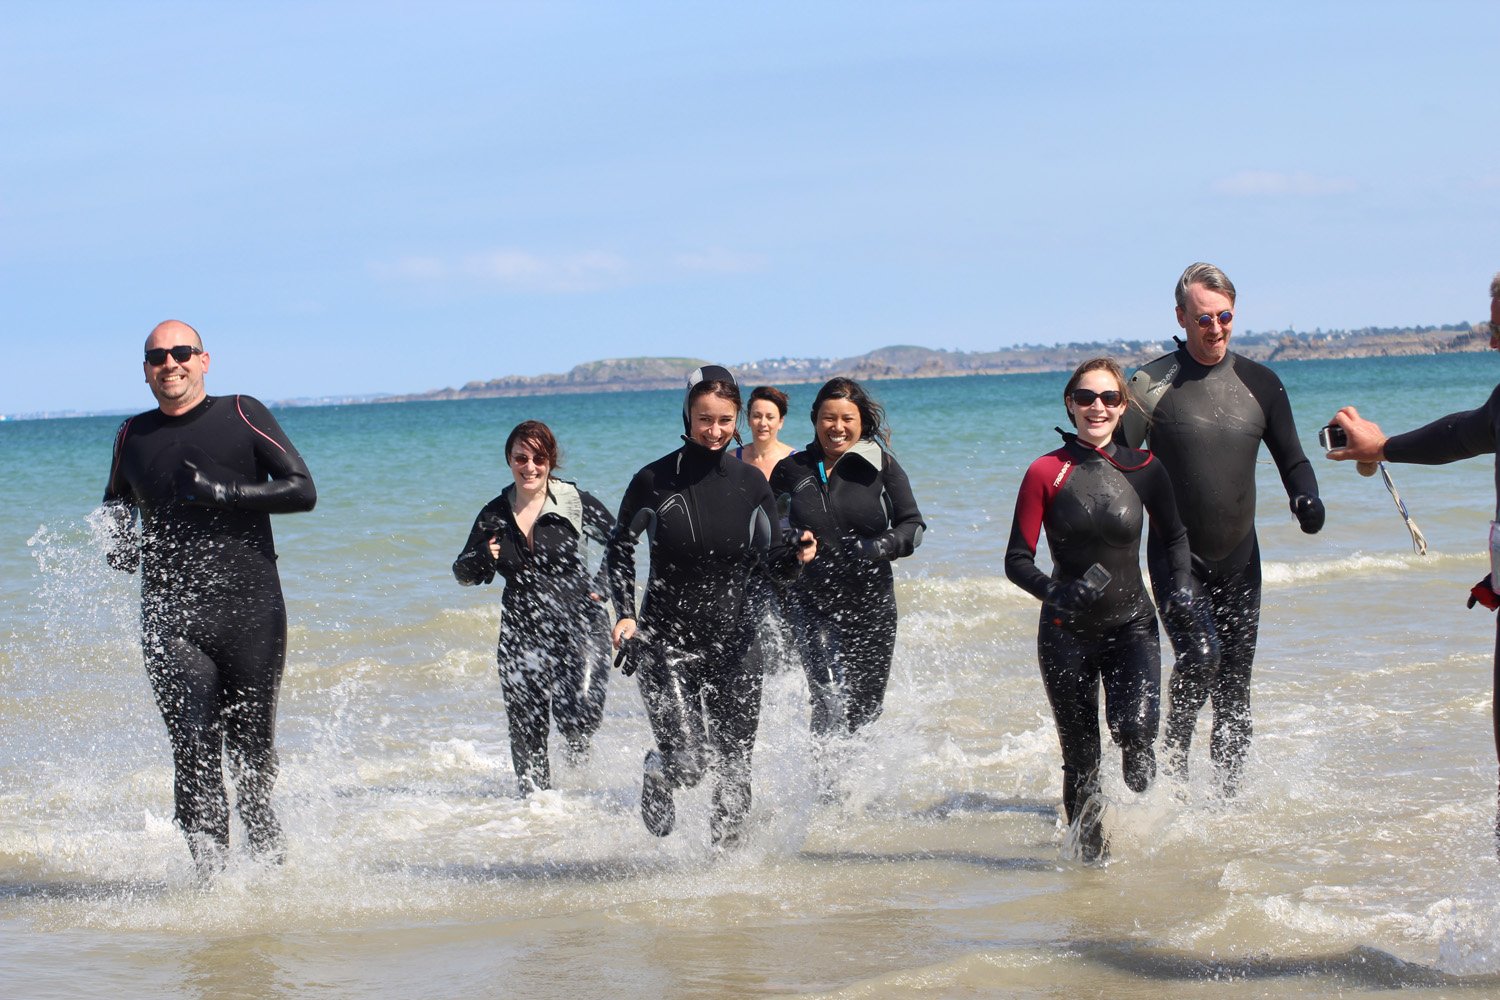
xmin=372 ymin=322 xmax=1488 ymax=405
xmin=3 ymin=323 xmax=1486 ymax=421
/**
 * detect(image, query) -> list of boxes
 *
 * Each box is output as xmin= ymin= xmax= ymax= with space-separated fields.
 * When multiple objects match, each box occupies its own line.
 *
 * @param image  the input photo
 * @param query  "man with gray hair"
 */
xmin=1121 ymin=263 xmax=1324 ymax=794
xmin=1328 ymin=272 xmax=1500 ymax=850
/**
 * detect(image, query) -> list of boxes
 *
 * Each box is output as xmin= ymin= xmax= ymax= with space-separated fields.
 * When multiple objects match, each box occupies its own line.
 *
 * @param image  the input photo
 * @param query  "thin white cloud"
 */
xmin=372 ymin=247 xmax=763 ymax=292
xmin=674 ymin=248 xmax=766 ymax=274
xmin=372 ymin=255 xmax=449 ymax=281
xmin=461 ymin=250 xmax=629 ymax=293
xmin=1211 ymin=171 xmax=1358 ymax=197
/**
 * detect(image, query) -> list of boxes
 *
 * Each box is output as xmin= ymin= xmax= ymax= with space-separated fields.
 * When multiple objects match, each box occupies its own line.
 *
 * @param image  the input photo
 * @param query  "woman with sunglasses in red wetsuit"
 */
xmin=1004 ymin=358 xmax=1206 ymax=863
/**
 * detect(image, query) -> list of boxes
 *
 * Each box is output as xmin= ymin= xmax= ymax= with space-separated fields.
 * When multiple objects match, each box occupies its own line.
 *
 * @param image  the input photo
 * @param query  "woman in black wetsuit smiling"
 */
xmin=453 ymin=420 xmax=615 ymax=795
xmin=771 ymin=377 xmax=925 ymax=741
xmin=608 ymin=366 xmax=817 ymax=847
xmin=1005 ymin=358 xmax=1204 ymax=862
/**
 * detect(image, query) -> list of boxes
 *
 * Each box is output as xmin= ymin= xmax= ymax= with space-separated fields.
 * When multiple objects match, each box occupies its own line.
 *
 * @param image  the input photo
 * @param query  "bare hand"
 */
xmin=795 ymin=530 xmax=818 ymax=564
xmin=1327 ymin=406 xmax=1387 ymax=469
xmin=611 ymin=617 xmax=637 ymax=648
xmin=487 ymin=536 xmax=501 ymax=561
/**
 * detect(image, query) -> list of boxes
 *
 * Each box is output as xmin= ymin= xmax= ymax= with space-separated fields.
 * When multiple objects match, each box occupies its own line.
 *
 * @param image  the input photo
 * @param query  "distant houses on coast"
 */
xmin=375 ymin=322 xmax=1488 ymax=404
xmin=4 ymin=323 xmax=1487 ymax=420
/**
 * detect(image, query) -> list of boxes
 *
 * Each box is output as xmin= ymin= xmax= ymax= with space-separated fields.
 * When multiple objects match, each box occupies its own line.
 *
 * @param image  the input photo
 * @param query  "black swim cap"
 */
xmin=683 ymin=364 xmax=738 ymax=431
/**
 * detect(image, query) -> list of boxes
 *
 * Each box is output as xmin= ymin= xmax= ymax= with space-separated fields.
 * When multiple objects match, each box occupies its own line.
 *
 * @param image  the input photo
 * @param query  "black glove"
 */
xmin=1159 ymin=586 xmax=1198 ymax=632
xmin=1044 ymin=576 xmax=1103 ymax=627
xmin=106 ymin=538 xmax=140 ymax=573
xmin=175 ymin=460 xmax=239 ymax=507
xmin=851 ymin=535 xmax=892 ymax=561
xmin=614 ymin=638 xmax=638 ymax=677
xmin=1469 ymin=574 xmax=1500 ymax=611
xmin=1290 ymin=494 xmax=1325 ymax=534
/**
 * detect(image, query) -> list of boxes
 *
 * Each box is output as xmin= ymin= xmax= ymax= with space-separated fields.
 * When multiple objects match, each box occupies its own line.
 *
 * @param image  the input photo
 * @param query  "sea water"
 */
xmin=5 ymin=354 xmax=1500 ymax=997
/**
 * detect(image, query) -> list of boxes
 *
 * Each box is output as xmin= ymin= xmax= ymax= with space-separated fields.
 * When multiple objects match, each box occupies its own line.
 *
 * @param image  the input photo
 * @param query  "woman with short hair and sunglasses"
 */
xmin=1005 ymin=358 xmax=1204 ymax=863
xmin=453 ymin=419 xmax=616 ymax=795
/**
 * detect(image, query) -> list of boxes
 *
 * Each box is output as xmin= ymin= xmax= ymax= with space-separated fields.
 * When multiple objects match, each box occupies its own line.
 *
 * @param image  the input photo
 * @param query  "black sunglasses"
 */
xmin=1195 ymin=310 xmax=1233 ymax=329
xmin=1069 ymin=388 xmax=1125 ymax=407
xmin=145 ymin=345 xmax=203 ymax=366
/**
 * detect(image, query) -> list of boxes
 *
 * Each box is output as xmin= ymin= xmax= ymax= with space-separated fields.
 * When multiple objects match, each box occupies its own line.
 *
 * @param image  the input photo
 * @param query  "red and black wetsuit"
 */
xmin=771 ymin=440 xmax=925 ymax=738
xmin=103 ymin=394 xmax=316 ymax=864
xmin=1006 ymin=431 xmax=1192 ymax=846
xmin=453 ymin=480 xmax=615 ymax=793
xmin=607 ymin=437 xmax=802 ymax=844
xmin=1123 ymin=346 xmax=1321 ymax=792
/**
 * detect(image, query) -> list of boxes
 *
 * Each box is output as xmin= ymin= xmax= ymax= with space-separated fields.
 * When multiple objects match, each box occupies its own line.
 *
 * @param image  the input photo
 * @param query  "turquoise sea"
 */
xmin=5 ymin=353 xmax=1500 ymax=997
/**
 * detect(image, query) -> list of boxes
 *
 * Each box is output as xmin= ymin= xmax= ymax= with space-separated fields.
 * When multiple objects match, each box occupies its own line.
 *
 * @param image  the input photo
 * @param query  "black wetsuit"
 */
xmin=734 ymin=446 xmax=798 ymax=677
xmin=453 ymin=480 xmax=615 ymax=793
xmin=1122 ymin=346 xmax=1320 ymax=791
xmin=607 ymin=438 xmax=801 ymax=844
xmin=103 ymin=394 xmax=316 ymax=865
xmin=1006 ymin=432 xmax=1193 ymax=849
xmin=770 ymin=440 xmax=925 ymax=736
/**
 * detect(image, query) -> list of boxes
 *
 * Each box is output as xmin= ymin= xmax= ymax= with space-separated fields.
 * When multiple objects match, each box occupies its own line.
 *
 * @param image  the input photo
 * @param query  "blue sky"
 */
xmin=4 ymin=1 xmax=1497 ymax=416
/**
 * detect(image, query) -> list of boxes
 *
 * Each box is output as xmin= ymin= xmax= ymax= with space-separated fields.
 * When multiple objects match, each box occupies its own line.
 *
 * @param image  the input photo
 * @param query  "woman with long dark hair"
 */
xmin=771 ymin=377 xmax=925 ymax=739
xmin=608 ymin=366 xmax=816 ymax=847
xmin=453 ymin=420 xmax=615 ymax=795
xmin=1005 ymin=358 xmax=1204 ymax=861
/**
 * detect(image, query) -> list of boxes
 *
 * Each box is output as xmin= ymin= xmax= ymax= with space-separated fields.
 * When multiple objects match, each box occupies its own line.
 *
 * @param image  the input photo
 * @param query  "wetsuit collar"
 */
xmin=677 ymin=435 xmax=732 ymax=471
xmin=804 ymin=438 xmax=883 ymax=473
xmin=1175 ymin=338 xmax=1231 ymax=374
xmin=158 ymin=394 xmax=214 ymax=422
xmin=502 ymin=479 xmax=585 ymax=537
xmin=1053 ymin=426 xmax=1152 ymax=472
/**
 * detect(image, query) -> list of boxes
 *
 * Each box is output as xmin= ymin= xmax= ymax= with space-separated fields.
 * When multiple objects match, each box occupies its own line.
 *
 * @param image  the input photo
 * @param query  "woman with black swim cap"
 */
xmin=607 ymin=366 xmax=817 ymax=847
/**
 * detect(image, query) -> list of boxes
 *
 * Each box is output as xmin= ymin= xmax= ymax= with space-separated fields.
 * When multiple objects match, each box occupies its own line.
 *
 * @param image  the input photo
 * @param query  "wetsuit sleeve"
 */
xmin=1241 ymin=366 xmax=1319 ymax=501
xmin=580 ymin=490 xmax=617 ymax=545
xmin=1137 ymin=458 xmax=1193 ymax=593
xmin=757 ymin=478 xmax=803 ymax=585
xmin=452 ymin=497 xmax=505 ymax=586
xmin=102 ymin=418 xmax=140 ymax=573
xmin=1004 ymin=458 xmax=1054 ymax=601
xmin=606 ymin=470 xmax=652 ymax=621
xmin=199 ymin=396 xmax=318 ymax=514
xmin=580 ymin=490 xmax=617 ymax=596
xmin=866 ymin=453 xmax=925 ymax=560
xmin=1119 ymin=377 xmax=1148 ymax=448
xmin=1383 ymin=384 xmax=1500 ymax=464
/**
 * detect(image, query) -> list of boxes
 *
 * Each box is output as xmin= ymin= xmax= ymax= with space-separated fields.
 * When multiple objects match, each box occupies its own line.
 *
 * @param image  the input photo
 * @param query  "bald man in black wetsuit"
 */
xmin=1120 ymin=263 xmax=1324 ymax=794
xmin=103 ymin=320 xmax=316 ymax=874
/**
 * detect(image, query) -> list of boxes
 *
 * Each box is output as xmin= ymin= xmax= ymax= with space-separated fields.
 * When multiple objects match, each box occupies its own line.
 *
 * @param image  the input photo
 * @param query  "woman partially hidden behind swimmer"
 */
xmin=734 ymin=386 xmax=799 ymax=676
xmin=453 ymin=420 xmax=615 ymax=795
xmin=607 ymin=366 xmax=817 ymax=847
xmin=1005 ymin=359 xmax=1205 ymax=862
xmin=736 ymin=386 xmax=796 ymax=478
xmin=771 ymin=377 xmax=925 ymax=743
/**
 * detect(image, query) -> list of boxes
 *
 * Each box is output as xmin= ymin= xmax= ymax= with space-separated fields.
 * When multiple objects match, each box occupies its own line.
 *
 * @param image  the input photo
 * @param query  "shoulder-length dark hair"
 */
xmin=810 ymin=377 xmax=888 ymax=446
xmin=505 ymin=419 xmax=561 ymax=471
